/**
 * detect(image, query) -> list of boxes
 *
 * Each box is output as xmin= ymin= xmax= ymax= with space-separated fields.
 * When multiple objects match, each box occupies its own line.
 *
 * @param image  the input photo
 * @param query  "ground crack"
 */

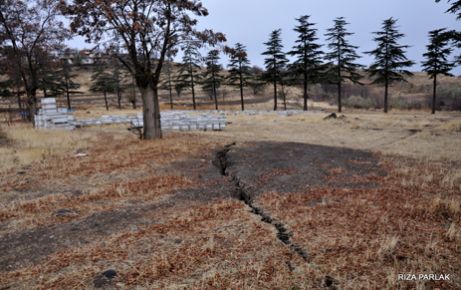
xmin=215 ymin=143 xmax=309 ymax=262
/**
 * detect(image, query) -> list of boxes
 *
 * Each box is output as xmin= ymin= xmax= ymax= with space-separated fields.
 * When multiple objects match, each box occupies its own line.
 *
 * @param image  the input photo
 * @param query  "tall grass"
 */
xmin=0 ymin=124 xmax=90 ymax=173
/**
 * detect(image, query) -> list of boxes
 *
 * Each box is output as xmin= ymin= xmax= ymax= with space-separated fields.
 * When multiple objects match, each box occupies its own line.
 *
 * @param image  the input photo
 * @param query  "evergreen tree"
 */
xmin=422 ymin=28 xmax=455 ymax=114
xmin=38 ymin=67 xmax=62 ymax=98
xmin=90 ymin=63 xmax=117 ymax=111
xmin=435 ymin=1 xmax=461 ymax=64
xmin=111 ymin=56 xmax=124 ymax=110
xmin=160 ymin=55 xmax=176 ymax=110
xmin=202 ymin=49 xmax=223 ymax=110
xmin=56 ymin=60 xmax=81 ymax=110
xmin=366 ymin=18 xmax=414 ymax=113
xmin=436 ymin=0 xmax=461 ymax=19
xmin=325 ymin=17 xmax=363 ymax=113
xmin=289 ymin=16 xmax=323 ymax=111
xmin=262 ymin=29 xmax=288 ymax=111
xmin=177 ymin=41 xmax=202 ymax=110
xmin=248 ymin=66 xmax=266 ymax=96
xmin=227 ymin=43 xmax=251 ymax=111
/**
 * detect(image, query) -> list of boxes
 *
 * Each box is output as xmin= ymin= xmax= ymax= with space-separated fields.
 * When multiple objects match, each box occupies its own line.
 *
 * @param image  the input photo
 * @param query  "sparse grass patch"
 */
xmin=438 ymin=117 xmax=461 ymax=132
xmin=430 ymin=196 xmax=461 ymax=220
xmin=378 ymin=236 xmax=399 ymax=260
xmin=446 ymin=223 xmax=460 ymax=241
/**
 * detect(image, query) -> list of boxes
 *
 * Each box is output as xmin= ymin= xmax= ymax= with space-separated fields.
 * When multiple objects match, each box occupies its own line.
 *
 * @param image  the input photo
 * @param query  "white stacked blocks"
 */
xmin=35 ymin=98 xmax=76 ymax=130
xmin=35 ymin=98 xmax=227 ymax=132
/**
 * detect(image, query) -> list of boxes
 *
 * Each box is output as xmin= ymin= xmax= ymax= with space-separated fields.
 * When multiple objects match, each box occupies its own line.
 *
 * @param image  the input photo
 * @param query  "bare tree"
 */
xmin=0 ymin=0 xmax=68 ymax=124
xmin=62 ymin=0 xmax=225 ymax=139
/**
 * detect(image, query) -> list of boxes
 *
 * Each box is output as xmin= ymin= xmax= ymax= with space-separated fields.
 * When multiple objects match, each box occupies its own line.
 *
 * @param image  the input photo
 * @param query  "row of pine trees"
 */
xmin=165 ymin=16 xmax=456 ymax=114
xmin=4 ymin=16 xmax=455 ymax=115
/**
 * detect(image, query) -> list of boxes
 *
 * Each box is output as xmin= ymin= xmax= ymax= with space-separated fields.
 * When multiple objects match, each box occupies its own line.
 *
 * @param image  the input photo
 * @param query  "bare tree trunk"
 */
xmin=140 ymin=85 xmax=162 ymax=139
xmin=303 ymin=71 xmax=308 ymax=111
xmin=16 ymin=86 xmax=22 ymax=111
xmin=27 ymin=91 xmax=37 ymax=125
xmin=131 ymin=77 xmax=137 ymax=109
xmin=167 ymin=68 xmax=173 ymax=110
xmin=190 ymin=65 xmax=197 ymax=110
xmin=117 ymin=86 xmax=122 ymax=109
xmin=338 ymin=81 xmax=342 ymax=113
xmin=432 ymin=74 xmax=437 ymax=114
xmin=239 ymin=69 xmax=245 ymax=111
xmin=240 ymin=75 xmax=245 ymax=111
xmin=337 ymin=45 xmax=342 ymax=113
xmin=191 ymin=75 xmax=196 ymax=110
xmin=273 ymin=78 xmax=277 ymax=111
xmin=66 ymin=80 xmax=72 ymax=110
xmin=103 ymin=91 xmax=109 ymax=111
xmin=384 ymin=77 xmax=389 ymax=113
xmin=212 ymin=70 xmax=218 ymax=110
xmin=282 ymin=82 xmax=287 ymax=111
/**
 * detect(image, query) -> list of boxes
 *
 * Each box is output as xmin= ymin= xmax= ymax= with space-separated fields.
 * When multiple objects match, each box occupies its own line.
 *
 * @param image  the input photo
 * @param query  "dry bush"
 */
xmin=343 ymin=95 xmax=375 ymax=109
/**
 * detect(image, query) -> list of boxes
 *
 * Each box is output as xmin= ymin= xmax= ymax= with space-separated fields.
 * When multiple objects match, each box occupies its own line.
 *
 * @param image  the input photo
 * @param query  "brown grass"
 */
xmin=209 ymin=111 xmax=461 ymax=162
xmin=0 ymin=124 xmax=94 ymax=173
xmin=253 ymin=154 xmax=461 ymax=289
xmin=1 ymin=110 xmax=460 ymax=289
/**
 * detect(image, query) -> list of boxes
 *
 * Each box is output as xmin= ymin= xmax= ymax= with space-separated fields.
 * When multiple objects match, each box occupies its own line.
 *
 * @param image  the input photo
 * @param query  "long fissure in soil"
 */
xmin=214 ymin=143 xmax=309 ymax=262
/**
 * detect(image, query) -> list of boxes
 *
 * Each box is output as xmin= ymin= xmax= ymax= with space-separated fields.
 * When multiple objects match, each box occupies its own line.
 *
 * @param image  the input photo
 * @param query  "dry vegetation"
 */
xmin=0 ymin=106 xmax=460 ymax=289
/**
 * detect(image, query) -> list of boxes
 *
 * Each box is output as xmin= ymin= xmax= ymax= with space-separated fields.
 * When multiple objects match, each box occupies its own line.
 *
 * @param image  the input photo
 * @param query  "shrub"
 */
xmin=392 ymin=95 xmax=425 ymax=110
xmin=343 ymin=95 xmax=375 ymax=109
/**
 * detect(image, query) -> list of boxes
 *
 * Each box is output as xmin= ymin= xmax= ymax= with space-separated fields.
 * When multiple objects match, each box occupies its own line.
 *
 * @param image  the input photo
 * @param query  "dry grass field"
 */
xmin=0 ymin=106 xmax=460 ymax=289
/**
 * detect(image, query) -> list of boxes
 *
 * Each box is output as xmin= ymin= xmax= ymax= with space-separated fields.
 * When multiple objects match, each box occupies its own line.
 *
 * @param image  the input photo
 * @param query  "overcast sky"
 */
xmin=67 ymin=0 xmax=460 ymax=73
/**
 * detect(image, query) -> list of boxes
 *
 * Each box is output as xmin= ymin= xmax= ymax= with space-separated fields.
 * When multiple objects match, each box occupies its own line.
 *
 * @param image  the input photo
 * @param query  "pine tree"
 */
xmin=366 ymin=18 xmax=414 ymax=113
xmin=436 ymin=0 xmax=461 ymax=19
xmin=289 ymin=16 xmax=323 ymax=111
xmin=90 ymin=63 xmax=117 ymax=111
xmin=248 ymin=66 xmax=266 ymax=96
xmin=111 ymin=57 xmax=124 ymax=110
xmin=325 ymin=17 xmax=363 ymax=113
xmin=262 ymin=29 xmax=288 ymax=111
xmin=422 ymin=28 xmax=455 ymax=114
xmin=227 ymin=43 xmax=251 ymax=111
xmin=38 ymin=67 xmax=62 ymax=98
xmin=177 ymin=41 xmax=202 ymax=110
xmin=161 ymin=55 xmax=176 ymax=110
xmin=202 ymin=49 xmax=223 ymax=110
xmin=435 ymin=1 xmax=461 ymax=64
xmin=57 ymin=60 xmax=81 ymax=110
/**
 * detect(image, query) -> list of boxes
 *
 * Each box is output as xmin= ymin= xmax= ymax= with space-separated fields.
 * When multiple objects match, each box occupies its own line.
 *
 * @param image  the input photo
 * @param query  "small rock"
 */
xmin=324 ymin=275 xmax=339 ymax=289
xmin=323 ymin=113 xmax=337 ymax=120
xmin=102 ymin=269 xmax=117 ymax=279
